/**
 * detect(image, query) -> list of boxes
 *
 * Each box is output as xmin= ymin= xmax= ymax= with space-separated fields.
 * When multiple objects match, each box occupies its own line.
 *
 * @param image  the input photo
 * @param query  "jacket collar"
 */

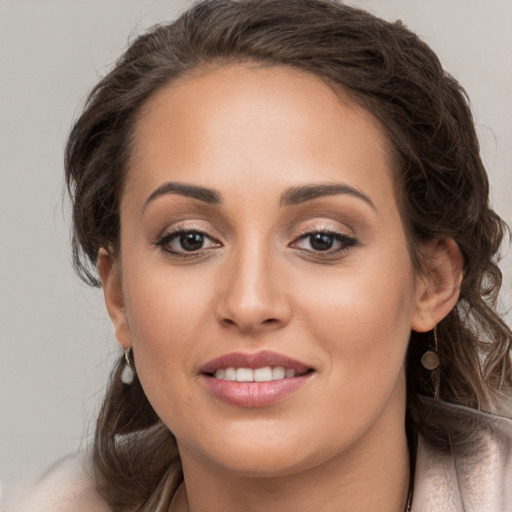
xmin=412 ymin=400 xmax=512 ymax=511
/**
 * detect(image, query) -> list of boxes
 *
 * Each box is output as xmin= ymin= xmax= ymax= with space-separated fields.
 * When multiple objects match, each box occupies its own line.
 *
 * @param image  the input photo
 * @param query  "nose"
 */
xmin=215 ymin=241 xmax=292 ymax=335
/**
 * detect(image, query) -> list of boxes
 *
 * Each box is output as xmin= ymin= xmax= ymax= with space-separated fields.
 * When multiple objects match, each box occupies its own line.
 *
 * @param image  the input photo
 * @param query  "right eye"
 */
xmin=156 ymin=229 xmax=221 ymax=255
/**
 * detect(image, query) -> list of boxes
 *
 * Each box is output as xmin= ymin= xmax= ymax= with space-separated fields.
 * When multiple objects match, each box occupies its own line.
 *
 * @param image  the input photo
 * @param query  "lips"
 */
xmin=200 ymin=350 xmax=312 ymax=374
xmin=200 ymin=351 xmax=314 ymax=407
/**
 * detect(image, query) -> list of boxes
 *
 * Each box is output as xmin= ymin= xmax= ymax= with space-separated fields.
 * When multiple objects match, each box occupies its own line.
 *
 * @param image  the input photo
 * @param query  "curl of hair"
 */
xmin=65 ymin=1 xmax=512 ymax=509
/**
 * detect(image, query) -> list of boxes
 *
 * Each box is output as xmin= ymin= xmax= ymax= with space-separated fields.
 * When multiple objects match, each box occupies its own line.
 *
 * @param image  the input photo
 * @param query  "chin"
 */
xmin=178 ymin=420 xmax=342 ymax=479
xmin=206 ymin=448 xmax=317 ymax=478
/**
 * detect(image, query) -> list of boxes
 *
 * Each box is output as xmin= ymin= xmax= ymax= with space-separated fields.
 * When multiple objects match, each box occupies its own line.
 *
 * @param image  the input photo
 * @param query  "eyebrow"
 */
xmin=280 ymin=183 xmax=376 ymax=210
xmin=143 ymin=182 xmax=222 ymax=210
xmin=143 ymin=181 xmax=376 ymax=211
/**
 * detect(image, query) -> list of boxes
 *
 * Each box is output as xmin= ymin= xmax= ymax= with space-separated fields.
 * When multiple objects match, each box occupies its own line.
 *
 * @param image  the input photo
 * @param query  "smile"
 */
xmin=200 ymin=351 xmax=315 ymax=407
xmin=214 ymin=367 xmax=302 ymax=382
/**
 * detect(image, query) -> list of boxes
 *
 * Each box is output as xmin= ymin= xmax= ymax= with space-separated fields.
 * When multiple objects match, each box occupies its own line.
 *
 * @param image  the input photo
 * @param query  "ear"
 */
xmin=411 ymin=238 xmax=463 ymax=332
xmin=97 ymin=247 xmax=132 ymax=349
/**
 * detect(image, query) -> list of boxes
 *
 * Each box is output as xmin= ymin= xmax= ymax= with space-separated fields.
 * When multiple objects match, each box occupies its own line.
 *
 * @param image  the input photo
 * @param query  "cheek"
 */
xmin=121 ymin=265 xmax=213 ymax=411
xmin=123 ymin=248 xmax=216 ymax=327
xmin=126 ymin=278 xmax=204 ymax=346
xmin=288 ymin=270 xmax=415 ymax=448
xmin=294 ymin=250 xmax=416 ymax=386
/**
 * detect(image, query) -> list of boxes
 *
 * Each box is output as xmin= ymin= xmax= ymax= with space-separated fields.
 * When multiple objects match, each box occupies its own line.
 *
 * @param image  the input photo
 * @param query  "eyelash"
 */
xmin=154 ymin=227 xmax=358 ymax=258
xmin=155 ymin=227 xmax=221 ymax=257
xmin=291 ymin=229 xmax=357 ymax=255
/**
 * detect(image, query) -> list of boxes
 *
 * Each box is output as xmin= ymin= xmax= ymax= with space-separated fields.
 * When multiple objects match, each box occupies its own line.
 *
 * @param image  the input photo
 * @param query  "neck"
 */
xmin=171 ymin=406 xmax=411 ymax=512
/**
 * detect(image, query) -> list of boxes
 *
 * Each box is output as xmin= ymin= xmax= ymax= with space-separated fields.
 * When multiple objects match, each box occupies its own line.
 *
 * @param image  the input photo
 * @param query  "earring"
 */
xmin=421 ymin=328 xmax=440 ymax=370
xmin=121 ymin=348 xmax=135 ymax=385
xmin=421 ymin=327 xmax=440 ymax=399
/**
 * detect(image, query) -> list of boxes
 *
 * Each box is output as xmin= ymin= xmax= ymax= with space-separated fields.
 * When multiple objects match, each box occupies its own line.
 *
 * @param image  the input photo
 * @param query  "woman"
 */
xmin=20 ymin=0 xmax=512 ymax=510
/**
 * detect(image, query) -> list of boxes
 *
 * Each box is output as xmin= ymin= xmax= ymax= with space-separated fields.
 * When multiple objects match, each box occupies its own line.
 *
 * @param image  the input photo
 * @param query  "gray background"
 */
xmin=1 ymin=0 xmax=511 ymax=506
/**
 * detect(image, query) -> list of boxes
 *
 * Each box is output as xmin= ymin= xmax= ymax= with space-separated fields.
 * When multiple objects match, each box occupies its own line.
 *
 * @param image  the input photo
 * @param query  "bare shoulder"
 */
xmin=14 ymin=454 xmax=110 ymax=512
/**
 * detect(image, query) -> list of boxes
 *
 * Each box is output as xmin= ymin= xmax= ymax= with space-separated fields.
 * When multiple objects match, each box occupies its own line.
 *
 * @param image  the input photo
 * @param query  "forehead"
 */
xmin=125 ymin=64 xmax=397 ymax=212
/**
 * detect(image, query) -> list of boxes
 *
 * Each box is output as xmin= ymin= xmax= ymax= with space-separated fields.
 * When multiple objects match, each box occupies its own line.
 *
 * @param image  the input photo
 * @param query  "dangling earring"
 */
xmin=421 ymin=327 xmax=440 ymax=398
xmin=121 ymin=348 xmax=135 ymax=385
xmin=421 ymin=331 xmax=439 ymax=370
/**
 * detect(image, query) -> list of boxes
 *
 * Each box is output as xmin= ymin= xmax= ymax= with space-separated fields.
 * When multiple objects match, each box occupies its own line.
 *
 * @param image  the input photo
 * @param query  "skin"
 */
xmin=99 ymin=65 xmax=463 ymax=512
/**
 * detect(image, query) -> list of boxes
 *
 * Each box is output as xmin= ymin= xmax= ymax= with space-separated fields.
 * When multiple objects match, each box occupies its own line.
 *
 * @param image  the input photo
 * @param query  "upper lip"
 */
xmin=200 ymin=350 xmax=312 ymax=374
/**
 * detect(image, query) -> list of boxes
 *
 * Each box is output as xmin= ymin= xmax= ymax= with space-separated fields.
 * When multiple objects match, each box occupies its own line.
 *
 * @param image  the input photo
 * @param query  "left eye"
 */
xmin=293 ymin=232 xmax=356 ymax=253
xmin=156 ymin=230 xmax=220 ymax=254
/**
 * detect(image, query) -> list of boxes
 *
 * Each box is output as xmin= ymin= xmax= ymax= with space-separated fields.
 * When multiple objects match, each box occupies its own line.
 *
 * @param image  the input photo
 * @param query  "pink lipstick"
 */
xmin=200 ymin=351 xmax=314 ymax=408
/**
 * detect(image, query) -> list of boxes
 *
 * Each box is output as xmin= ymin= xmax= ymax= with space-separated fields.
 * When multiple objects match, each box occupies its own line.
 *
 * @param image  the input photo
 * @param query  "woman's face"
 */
xmin=104 ymin=65 xmax=431 ymax=477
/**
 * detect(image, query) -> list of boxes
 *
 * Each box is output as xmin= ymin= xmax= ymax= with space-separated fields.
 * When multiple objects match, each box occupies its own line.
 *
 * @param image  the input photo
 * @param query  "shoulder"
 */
xmin=14 ymin=453 xmax=110 ymax=512
xmin=413 ymin=398 xmax=512 ymax=512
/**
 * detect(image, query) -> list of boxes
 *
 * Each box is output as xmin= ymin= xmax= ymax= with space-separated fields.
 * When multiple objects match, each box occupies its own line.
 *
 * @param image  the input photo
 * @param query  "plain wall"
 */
xmin=1 ymin=0 xmax=511 ymax=506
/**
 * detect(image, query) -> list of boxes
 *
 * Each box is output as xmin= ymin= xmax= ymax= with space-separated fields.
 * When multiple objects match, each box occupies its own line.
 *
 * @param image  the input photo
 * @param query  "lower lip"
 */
xmin=201 ymin=374 xmax=312 ymax=408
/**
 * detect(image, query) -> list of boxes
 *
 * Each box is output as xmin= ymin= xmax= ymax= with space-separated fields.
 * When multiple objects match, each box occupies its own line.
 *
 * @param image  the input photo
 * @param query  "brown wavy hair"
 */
xmin=64 ymin=1 xmax=512 ymax=510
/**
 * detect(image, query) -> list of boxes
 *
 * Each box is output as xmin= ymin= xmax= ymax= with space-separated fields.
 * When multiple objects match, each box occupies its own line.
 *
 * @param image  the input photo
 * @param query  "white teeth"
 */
xmin=254 ymin=367 xmax=273 ymax=382
xmin=272 ymin=366 xmax=286 ymax=379
xmin=225 ymin=368 xmax=237 ymax=381
xmin=214 ymin=366 xmax=300 ymax=381
xmin=236 ymin=368 xmax=254 ymax=382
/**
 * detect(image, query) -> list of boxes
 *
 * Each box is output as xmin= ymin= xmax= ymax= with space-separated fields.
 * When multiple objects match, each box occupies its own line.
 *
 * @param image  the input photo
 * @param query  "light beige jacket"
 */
xmin=412 ymin=400 xmax=512 ymax=511
xmin=14 ymin=401 xmax=512 ymax=511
